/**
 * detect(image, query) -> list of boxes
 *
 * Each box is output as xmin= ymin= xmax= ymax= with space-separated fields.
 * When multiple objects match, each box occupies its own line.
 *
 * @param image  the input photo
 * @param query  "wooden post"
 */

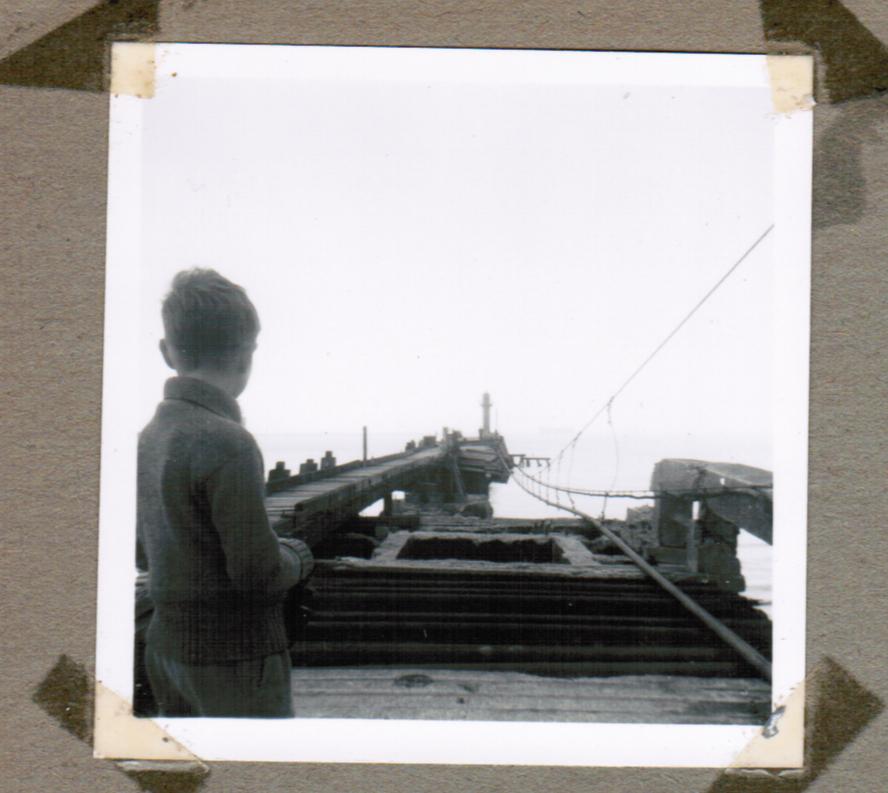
xmin=383 ymin=492 xmax=393 ymax=516
xmin=450 ymin=455 xmax=467 ymax=502
xmin=362 ymin=426 xmax=368 ymax=465
xmin=686 ymin=514 xmax=700 ymax=573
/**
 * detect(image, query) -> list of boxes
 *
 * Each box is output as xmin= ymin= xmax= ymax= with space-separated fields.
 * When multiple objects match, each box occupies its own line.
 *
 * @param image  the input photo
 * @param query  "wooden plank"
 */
xmin=266 ymin=446 xmax=447 ymax=509
xmin=302 ymin=621 xmax=724 ymax=646
xmin=320 ymin=558 xmax=648 ymax=580
xmin=290 ymin=670 xmax=769 ymax=698
xmin=311 ymin=565 xmax=709 ymax=588
xmin=290 ymin=693 xmax=765 ymax=717
xmin=290 ymin=705 xmax=764 ymax=724
xmin=303 ymin=610 xmax=768 ymax=630
xmin=309 ymin=579 xmax=744 ymax=598
xmin=294 ymin=660 xmax=753 ymax=676
xmin=290 ymin=640 xmax=747 ymax=664
xmin=289 ymin=668 xmax=770 ymax=723
xmin=305 ymin=591 xmax=766 ymax=621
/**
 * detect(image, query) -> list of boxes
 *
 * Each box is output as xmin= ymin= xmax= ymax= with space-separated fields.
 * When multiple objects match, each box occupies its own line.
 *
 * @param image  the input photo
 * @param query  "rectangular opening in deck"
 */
xmin=396 ymin=536 xmax=567 ymax=564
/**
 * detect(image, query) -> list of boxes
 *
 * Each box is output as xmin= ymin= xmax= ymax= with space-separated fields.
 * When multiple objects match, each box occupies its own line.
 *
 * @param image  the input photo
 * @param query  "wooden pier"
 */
xmin=260 ymin=417 xmax=774 ymax=724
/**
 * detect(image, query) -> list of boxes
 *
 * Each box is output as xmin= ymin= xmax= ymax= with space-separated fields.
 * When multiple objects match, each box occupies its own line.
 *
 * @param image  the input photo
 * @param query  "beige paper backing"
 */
xmin=2 ymin=1 xmax=887 ymax=791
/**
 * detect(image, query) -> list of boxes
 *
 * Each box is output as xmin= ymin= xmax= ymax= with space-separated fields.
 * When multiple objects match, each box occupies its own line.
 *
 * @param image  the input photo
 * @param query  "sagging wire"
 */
xmin=525 ymin=223 xmax=774 ymax=502
xmin=600 ymin=397 xmax=620 ymax=520
xmin=566 ymin=438 xmax=578 ymax=509
xmin=551 ymin=223 xmax=774 ymax=474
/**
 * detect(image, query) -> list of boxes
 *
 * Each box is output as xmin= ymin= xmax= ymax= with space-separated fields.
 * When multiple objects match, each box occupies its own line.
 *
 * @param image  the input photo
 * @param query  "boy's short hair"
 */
xmin=162 ymin=269 xmax=260 ymax=370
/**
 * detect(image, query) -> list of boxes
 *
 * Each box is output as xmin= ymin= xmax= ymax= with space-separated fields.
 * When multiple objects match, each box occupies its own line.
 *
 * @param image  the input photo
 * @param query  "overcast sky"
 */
xmin=133 ymin=47 xmax=777 ymax=467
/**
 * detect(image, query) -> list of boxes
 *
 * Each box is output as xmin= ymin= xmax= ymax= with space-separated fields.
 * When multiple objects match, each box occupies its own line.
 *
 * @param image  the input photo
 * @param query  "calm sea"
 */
xmin=255 ymin=429 xmax=772 ymax=616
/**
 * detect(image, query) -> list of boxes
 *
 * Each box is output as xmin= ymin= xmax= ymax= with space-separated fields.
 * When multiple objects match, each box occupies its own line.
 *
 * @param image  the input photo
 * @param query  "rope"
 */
xmin=553 ymin=223 xmax=774 ymax=468
xmin=601 ymin=398 xmax=619 ymax=518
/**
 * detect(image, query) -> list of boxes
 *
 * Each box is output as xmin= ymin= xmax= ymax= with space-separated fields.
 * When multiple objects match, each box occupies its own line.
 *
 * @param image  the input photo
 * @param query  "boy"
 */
xmin=136 ymin=269 xmax=313 ymax=717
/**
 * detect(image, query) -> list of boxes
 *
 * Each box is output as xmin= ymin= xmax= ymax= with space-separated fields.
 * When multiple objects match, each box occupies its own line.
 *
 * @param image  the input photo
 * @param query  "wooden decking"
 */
xmin=279 ymin=469 xmax=772 ymax=726
xmin=290 ymin=667 xmax=771 ymax=724
xmin=265 ymin=445 xmax=448 ymax=545
xmin=292 ymin=551 xmax=771 ymax=678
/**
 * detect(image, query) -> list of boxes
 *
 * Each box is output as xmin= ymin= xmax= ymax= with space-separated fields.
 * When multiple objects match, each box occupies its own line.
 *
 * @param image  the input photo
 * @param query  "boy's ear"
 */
xmin=159 ymin=339 xmax=175 ymax=370
xmin=235 ymin=344 xmax=255 ymax=375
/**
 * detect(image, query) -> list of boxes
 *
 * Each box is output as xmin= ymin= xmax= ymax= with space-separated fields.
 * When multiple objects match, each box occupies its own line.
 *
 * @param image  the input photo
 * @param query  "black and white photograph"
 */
xmin=96 ymin=43 xmax=811 ymax=765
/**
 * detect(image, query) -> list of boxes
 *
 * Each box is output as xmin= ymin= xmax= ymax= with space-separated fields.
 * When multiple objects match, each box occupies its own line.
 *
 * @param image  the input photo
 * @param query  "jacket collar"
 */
xmin=163 ymin=376 xmax=242 ymax=424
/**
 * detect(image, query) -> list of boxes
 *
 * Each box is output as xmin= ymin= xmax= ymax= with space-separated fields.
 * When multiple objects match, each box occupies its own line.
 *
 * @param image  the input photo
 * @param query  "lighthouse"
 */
xmin=480 ymin=392 xmax=492 ymax=437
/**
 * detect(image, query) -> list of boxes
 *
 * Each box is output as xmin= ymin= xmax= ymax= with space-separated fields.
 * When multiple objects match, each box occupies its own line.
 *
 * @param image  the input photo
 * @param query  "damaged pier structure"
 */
xmin=266 ymin=402 xmax=774 ymax=725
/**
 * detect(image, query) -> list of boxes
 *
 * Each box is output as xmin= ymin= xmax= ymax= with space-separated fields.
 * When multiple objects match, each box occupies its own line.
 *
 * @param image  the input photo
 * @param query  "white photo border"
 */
xmin=96 ymin=43 xmax=811 ymax=766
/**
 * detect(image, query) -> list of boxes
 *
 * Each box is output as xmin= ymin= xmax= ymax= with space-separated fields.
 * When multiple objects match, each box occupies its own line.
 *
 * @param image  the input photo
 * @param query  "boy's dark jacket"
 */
xmin=137 ymin=376 xmax=311 ymax=664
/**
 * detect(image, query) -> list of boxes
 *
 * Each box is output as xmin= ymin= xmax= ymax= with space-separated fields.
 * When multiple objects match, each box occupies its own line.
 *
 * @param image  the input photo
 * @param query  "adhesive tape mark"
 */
xmin=34 ymin=655 xmax=208 ymax=792
xmin=93 ymin=679 xmax=197 ymax=760
xmin=706 ymin=657 xmax=883 ymax=791
xmin=730 ymin=680 xmax=805 ymax=769
xmin=110 ymin=42 xmax=156 ymax=99
xmin=0 ymin=0 xmax=159 ymax=92
xmin=759 ymin=0 xmax=888 ymax=105
xmin=766 ymin=55 xmax=815 ymax=114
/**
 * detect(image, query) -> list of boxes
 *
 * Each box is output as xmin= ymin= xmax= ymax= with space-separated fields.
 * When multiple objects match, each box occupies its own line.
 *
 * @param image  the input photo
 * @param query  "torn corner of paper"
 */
xmin=730 ymin=679 xmax=805 ymax=770
xmin=110 ymin=42 xmax=156 ymax=99
xmin=93 ymin=681 xmax=198 ymax=761
xmin=766 ymin=55 xmax=815 ymax=115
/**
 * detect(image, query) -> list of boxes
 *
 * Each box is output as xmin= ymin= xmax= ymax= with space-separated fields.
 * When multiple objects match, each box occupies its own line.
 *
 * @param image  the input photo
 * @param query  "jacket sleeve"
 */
xmin=136 ymin=533 xmax=149 ymax=573
xmin=206 ymin=445 xmax=312 ymax=597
